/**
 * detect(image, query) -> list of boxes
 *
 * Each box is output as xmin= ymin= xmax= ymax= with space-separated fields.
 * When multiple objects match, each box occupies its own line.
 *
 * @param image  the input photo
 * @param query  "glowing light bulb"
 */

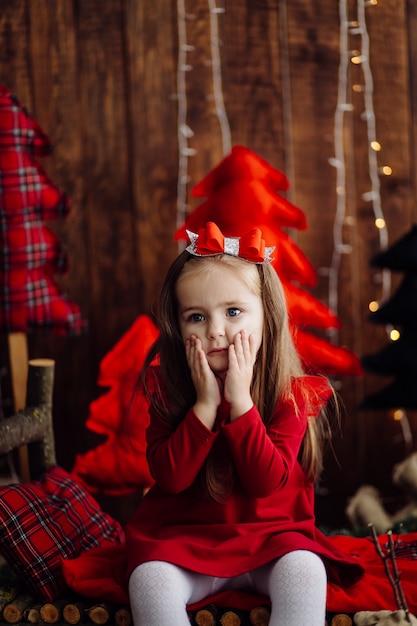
xmin=352 ymin=84 xmax=364 ymax=92
xmin=390 ymin=329 xmax=400 ymax=341
xmin=375 ymin=218 xmax=386 ymax=229
xmin=393 ymin=409 xmax=404 ymax=421
xmin=369 ymin=300 xmax=379 ymax=312
xmin=381 ymin=165 xmax=392 ymax=175
xmin=371 ymin=141 xmax=381 ymax=151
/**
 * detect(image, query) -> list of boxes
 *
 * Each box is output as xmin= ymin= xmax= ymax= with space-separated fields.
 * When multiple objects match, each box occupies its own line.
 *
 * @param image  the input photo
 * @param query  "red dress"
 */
xmin=125 ymin=374 xmax=363 ymax=587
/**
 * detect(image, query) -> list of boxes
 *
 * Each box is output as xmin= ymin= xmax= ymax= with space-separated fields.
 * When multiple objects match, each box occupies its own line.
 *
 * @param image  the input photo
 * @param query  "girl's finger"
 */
xmin=248 ymin=332 xmax=257 ymax=361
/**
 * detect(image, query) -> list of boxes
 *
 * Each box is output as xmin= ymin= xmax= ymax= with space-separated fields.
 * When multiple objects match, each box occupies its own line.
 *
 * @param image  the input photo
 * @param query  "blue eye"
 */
xmin=189 ymin=313 xmax=205 ymax=323
xmin=227 ymin=308 xmax=241 ymax=317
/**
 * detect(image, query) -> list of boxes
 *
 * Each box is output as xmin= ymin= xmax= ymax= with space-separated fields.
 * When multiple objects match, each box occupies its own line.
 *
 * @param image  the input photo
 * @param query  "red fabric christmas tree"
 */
xmin=0 ymin=85 xmax=85 ymax=335
xmin=176 ymin=145 xmax=362 ymax=377
xmin=71 ymin=315 xmax=158 ymax=495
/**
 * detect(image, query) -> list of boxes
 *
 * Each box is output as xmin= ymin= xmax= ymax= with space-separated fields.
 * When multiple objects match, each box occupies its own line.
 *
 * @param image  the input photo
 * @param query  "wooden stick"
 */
xmin=0 ymin=405 xmax=52 ymax=454
xmin=387 ymin=531 xmax=411 ymax=622
xmin=7 ymin=332 xmax=29 ymax=481
xmin=369 ymin=524 xmax=411 ymax=623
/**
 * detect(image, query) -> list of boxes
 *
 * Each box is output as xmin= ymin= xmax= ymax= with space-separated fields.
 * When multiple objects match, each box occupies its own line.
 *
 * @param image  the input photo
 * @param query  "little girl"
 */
xmin=125 ymin=222 xmax=362 ymax=626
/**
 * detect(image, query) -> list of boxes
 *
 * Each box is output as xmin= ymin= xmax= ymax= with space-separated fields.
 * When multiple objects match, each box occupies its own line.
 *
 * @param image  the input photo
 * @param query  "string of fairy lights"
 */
xmin=328 ymin=0 xmax=411 ymax=446
xmin=176 ymin=0 xmax=195 ymax=230
xmin=176 ymin=0 xmax=231 ymax=231
xmin=207 ymin=0 xmax=231 ymax=156
xmin=328 ymin=0 xmax=391 ymax=339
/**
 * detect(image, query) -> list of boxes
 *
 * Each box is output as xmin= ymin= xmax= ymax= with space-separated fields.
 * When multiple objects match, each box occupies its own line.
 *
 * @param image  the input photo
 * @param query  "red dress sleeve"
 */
xmin=146 ymin=406 xmax=218 ymax=493
xmin=222 ymin=375 xmax=331 ymax=498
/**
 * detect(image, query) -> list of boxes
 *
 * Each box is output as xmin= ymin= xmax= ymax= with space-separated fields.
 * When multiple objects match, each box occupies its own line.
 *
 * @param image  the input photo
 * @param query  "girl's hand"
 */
xmin=186 ymin=335 xmax=221 ymax=429
xmin=224 ymin=330 xmax=256 ymax=421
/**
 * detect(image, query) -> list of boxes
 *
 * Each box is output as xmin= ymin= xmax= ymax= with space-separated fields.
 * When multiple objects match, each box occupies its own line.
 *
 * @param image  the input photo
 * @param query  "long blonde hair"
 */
xmin=142 ymin=251 xmax=330 ymax=499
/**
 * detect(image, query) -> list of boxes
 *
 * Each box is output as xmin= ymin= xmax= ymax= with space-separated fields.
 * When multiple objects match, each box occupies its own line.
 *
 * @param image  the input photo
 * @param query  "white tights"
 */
xmin=128 ymin=550 xmax=327 ymax=626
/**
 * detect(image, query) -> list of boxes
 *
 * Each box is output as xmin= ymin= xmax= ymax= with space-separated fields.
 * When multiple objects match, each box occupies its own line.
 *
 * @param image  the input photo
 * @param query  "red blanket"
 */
xmin=61 ymin=533 xmax=417 ymax=613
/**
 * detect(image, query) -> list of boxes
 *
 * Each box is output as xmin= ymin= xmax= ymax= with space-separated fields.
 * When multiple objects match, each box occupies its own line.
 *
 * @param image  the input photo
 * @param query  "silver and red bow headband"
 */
xmin=185 ymin=222 xmax=275 ymax=264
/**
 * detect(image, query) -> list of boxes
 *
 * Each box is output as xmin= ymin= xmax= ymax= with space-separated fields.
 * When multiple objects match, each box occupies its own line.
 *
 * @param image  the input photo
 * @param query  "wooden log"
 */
xmin=0 ymin=405 xmax=51 ymax=455
xmin=87 ymin=603 xmax=112 ymax=625
xmin=63 ymin=600 xmax=91 ymax=624
xmin=114 ymin=606 xmax=132 ymax=626
xmin=194 ymin=605 xmax=217 ymax=626
xmin=26 ymin=358 xmax=56 ymax=478
xmin=23 ymin=603 xmax=43 ymax=624
xmin=0 ymin=584 xmax=20 ymax=613
xmin=26 ymin=359 xmax=54 ymax=406
xmin=249 ymin=606 xmax=271 ymax=626
xmin=331 ymin=615 xmax=353 ymax=626
xmin=2 ymin=593 xmax=35 ymax=623
xmin=0 ymin=359 xmax=56 ymax=479
xmin=220 ymin=610 xmax=242 ymax=626
xmin=39 ymin=599 xmax=68 ymax=624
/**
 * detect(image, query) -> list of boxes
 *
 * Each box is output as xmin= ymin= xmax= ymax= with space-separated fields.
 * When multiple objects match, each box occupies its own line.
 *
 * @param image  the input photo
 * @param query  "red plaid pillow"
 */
xmin=0 ymin=466 xmax=124 ymax=601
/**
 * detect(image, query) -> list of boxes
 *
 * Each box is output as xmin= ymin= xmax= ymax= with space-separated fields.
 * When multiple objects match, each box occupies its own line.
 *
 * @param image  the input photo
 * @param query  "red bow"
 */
xmin=187 ymin=222 xmax=274 ymax=264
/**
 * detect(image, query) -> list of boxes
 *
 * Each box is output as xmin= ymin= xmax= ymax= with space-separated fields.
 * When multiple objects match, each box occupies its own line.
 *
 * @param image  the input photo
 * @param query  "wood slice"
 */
xmin=87 ymin=603 xmax=111 ymax=625
xmin=220 ymin=610 xmax=242 ymax=626
xmin=331 ymin=615 xmax=353 ymax=626
xmin=114 ymin=606 xmax=132 ymax=626
xmin=39 ymin=600 xmax=65 ymax=624
xmin=249 ymin=606 xmax=271 ymax=626
xmin=63 ymin=600 xmax=91 ymax=624
xmin=23 ymin=603 xmax=43 ymax=623
xmin=195 ymin=607 xmax=217 ymax=626
xmin=2 ymin=593 xmax=35 ymax=623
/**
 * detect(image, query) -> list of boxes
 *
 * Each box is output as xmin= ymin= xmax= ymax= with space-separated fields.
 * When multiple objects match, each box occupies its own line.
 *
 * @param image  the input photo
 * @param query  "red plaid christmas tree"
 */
xmin=0 ymin=85 xmax=86 ymax=335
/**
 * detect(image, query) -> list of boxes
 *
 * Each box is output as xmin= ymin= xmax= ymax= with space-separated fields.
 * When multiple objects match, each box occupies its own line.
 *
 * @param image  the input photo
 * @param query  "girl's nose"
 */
xmin=207 ymin=319 xmax=225 ymax=339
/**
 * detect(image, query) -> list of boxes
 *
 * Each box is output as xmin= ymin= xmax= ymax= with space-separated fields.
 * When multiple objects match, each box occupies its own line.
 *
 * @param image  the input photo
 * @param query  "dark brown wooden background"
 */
xmin=1 ymin=0 xmax=417 ymax=526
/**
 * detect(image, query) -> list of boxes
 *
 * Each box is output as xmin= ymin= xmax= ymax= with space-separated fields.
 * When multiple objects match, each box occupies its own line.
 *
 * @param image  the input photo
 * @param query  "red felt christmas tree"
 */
xmin=0 ymin=85 xmax=85 ymax=335
xmin=71 ymin=315 xmax=158 ymax=495
xmin=176 ymin=145 xmax=362 ymax=377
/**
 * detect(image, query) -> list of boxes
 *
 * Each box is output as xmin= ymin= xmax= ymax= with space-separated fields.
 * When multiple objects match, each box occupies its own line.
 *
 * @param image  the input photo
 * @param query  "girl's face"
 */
xmin=176 ymin=260 xmax=264 ymax=375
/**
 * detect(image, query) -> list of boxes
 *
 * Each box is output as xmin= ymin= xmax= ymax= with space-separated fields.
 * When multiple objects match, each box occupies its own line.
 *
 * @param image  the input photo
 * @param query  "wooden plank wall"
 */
xmin=1 ymin=0 xmax=416 ymax=525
